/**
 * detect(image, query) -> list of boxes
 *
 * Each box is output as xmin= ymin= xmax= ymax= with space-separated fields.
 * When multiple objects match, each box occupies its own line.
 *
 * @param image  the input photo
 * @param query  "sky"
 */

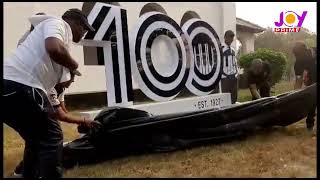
xmin=235 ymin=2 xmax=317 ymax=33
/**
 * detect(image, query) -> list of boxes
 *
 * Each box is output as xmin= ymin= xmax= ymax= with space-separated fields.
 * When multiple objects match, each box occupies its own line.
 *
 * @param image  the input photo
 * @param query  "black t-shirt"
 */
xmin=294 ymin=56 xmax=306 ymax=76
xmin=247 ymin=61 xmax=271 ymax=86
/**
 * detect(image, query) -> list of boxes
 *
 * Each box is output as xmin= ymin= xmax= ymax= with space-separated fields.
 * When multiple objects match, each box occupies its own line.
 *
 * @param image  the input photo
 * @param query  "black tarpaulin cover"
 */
xmin=63 ymin=84 xmax=316 ymax=168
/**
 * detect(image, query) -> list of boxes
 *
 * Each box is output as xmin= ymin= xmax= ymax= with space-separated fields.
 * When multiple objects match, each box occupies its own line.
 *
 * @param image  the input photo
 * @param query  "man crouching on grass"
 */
xmin=247 ymin=58 xmax=272 ymax=100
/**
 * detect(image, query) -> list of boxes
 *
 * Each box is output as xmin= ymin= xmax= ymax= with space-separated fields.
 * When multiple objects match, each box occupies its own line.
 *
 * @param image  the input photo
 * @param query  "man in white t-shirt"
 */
xmin=17 ymin=12 xmax=72 ymax=114
xmin=3 ymin=8 xmax=95 ymax=178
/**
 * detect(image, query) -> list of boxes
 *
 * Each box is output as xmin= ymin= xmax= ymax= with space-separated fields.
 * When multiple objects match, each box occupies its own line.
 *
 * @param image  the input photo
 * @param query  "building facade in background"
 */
xmin=4 ymin=2 xmax=236 ymax=97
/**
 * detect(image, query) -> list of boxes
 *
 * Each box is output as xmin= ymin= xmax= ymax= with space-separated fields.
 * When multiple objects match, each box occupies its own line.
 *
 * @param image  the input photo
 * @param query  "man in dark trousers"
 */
xmin=247 ymin=58 xmax=272 ymax=100
xmin=221 ymin=30 xmax=239 ymax=104
xmin=3 ymin=9 xmax=94 ymax=178
xmin=292 ymin=42 xmax=317 ymax=132
xmin=304 ymin=47 xmax=317 ymax=132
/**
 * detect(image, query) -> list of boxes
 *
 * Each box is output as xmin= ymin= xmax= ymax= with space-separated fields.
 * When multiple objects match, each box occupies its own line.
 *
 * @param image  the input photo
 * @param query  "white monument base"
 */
xmin=79 ymin=93 xmax=231 ymax=119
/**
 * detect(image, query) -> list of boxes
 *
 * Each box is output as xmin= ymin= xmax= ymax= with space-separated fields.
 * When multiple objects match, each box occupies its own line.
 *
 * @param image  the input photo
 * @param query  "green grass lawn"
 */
xmin=237 ymin=81 xmax=295 ymax=102
xmin=3 ymin=81 xmax=317 ymax=178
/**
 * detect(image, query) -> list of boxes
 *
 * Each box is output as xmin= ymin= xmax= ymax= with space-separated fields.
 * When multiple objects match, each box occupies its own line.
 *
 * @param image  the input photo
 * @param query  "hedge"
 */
xmin=239 ymin=48 xmax=287 ymax=84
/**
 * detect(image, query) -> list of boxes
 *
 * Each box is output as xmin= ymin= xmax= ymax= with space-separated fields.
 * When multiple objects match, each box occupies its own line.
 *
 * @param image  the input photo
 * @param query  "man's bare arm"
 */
xmin=249 ymin=84 xmax=261 ymax=99
xmin=55 ymin=106 xmax=93 ymax=127
xmin=294 ymin=76 xmax=303 ymax=89
xmin=60 ymin=101 xmax=68 ymax=113
xmin=45 ymin=37 xmax=78 ymax=70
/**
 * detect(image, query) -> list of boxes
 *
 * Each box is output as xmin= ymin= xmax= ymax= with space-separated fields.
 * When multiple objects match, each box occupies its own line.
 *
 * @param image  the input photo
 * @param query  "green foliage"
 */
xmin=239 ymin=48 xmax=287 ymax=84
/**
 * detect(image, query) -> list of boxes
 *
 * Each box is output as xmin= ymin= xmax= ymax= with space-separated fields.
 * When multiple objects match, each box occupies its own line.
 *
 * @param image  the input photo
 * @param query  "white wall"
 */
xmin=3 ymin=2 xmax=236 ymax=95
xmin=237 ymin=31 xmax=255 ymax=54
xmin=221 ymin=2 xmax=237 ymax=49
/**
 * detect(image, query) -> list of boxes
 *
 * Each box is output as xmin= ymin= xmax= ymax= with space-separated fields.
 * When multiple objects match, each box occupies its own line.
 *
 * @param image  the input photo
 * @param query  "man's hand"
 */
xmin=249 ymin=84 xmax=261 ymax=99
xmin=71 ymin=69 xmax=82 ymax=76
xmin=81 ymin=117 xmax=94 ymax=128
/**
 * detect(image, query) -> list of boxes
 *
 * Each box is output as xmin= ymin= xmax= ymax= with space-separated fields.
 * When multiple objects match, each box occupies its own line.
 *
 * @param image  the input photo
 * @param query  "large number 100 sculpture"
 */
xmin=81 ymin=3 xmax=223 ymax=106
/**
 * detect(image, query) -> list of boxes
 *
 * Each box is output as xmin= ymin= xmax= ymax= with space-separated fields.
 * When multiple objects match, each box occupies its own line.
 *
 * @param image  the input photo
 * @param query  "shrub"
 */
xmin=239 ymin=48 xmax=287 ymax=84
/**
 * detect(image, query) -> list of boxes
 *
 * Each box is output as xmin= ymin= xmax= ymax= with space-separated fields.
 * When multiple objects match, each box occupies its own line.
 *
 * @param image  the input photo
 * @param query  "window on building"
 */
xmin=180 ymin=11 xmax=201 ymax=27
xmin=82 ymin=2 xmax=120 ymax=65
xmin=82 ymin=2 xmax=120 ymax=16
xmin=139 ymin=3 xmax=167 ymax=17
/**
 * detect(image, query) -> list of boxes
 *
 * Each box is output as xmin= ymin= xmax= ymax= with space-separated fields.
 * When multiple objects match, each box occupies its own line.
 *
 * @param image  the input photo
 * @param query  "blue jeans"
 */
xmin=2 ymin=80 xmax=63 ymax=178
